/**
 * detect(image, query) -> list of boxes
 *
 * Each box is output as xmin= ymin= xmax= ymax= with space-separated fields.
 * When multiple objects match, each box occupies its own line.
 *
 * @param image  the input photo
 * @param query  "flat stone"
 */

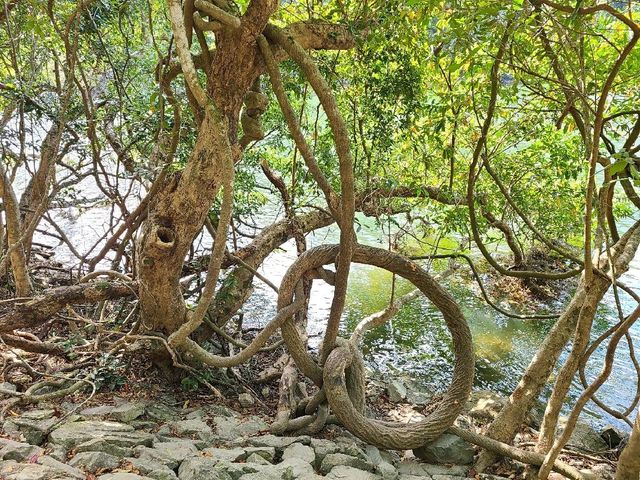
xmin=0 ymin=438 xmax=45 ymax=461
xmin=20 ymin=410 xmax=56 ymax=421
xmin=110 ymin=402 xmax=146 ymax=423
xmin=327 ymin=465 xmax=382 ymax=479
xmin=37 ymin=455 xmax=85 ymax=478
xmin=247 ymin=434 xmax=309 ymax=451
xmin=0 ymin=382 xmax=17 ymax=394
xmin=238 ymin=393 xmax=254 ymax=408
xmin=0 ymin=460 xmax=69 ymax=480
xmin=466 ymin=391 xmax=506 ymax=423
xmin=49 ymin=420 xmax=141 ymax=449
xmin=177 ymin=457 xmax=236 ymax=480
xmin=212 ymin=416 xmax=268 ymax=441
xmin=310 ymin=438 xmax=339 ymax=464
xmin=81 ymin=405 xmax=115 ymax=417
xmin=398 ymin=460 xmax=468 ymax=477
xmin=365 ymin=445 xmax=398 ymax=480
xmin=123 ymin=457 xmax=178 ymax=480
xmin=98 ymin=474 xmax=155 ymax=480
xmin=75 ymin=437 xmax=137 ymax=457
xmin=413 ymin=433 xmax=475 ymax=465
xmin=3 ymin=417 xmax=58 ymax=445
xmin=201 ymin=446 xmax=246 ymax=463
xmin=69 ymin=451 xmax=120 ymax=472
xmin=245 ymin=452 xmax=271 ymax=465
xmin=145 ymin=404 xmax=178 ymax=422
xmin=320 ymin=453 xmax=375 ymax=475
xmin=282 ymin=443 xmax=315 ymax=464
xmin=133 ymin=441 xmax=199 ymax=470
xmin=166 ymin=419 xmax=214 ymax=442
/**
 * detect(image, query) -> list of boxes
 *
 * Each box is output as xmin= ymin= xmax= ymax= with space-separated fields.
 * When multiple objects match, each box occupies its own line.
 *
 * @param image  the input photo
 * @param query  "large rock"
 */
xmin=466 ymin=390 xmax=506 ymax=423
xmin=212 ymin=416 xmax=268 ymax=442
xmin=177 ymin=457 xmax=254 ymax=480
xmin=3 ymin=415 xmax=58 ymax=445
xmin=0 ymin=460 xmax=69 ymax=480
xmin=69 ymin=451 xmax=120 ymax=472
xmin=398 ymin=459 xmax=468 ymax=477
xmin=320 ymin=453 xmax=375 ymax=475
xmin=326 ymin=465 xmax=381 ymax=479
xmin=98 ymin=474 xmax=155 ymax=480
xmin=0 ymin=438 xmax=45 ymax=461
xmin=558 ymin=417 xmax=608 ymax=452
xmin=413 ymin=433 xmax=475 ymax=465
xmin=386 ymin=380 xmax=407 ymax=403
xmin=282 ymin=443 xmax=315 ymax=464
xmin=248 ymin=434 xmax=310 ymax=451
xmin=48 ymin=420 xmax=152 ymax=450
xmin=81 ymin=402 xmax=146 ymax=423
xmin=133 ymin=441 xmax=199 ymax=470
xmin=124 ymin=457 xmax=178 ymax=480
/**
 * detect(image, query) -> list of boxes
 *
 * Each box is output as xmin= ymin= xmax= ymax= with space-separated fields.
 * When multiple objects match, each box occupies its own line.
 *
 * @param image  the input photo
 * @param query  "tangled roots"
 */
xmin=276 ymin=244 xmax=474 ymax=449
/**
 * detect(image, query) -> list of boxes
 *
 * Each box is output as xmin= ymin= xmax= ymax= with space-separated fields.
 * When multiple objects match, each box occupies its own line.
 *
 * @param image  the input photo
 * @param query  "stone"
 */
xmin=243 ymin=446 xmax=276 ymax=462
xmin=466 ymin=390 xmax=506 ymax=423
xmin=48 ymin=420 xmax=149 ymax=449
xmin=398 ymin=460 xmax=468 ymax=477
xmin=0 ymin=438 xmax=45 ymax=461
xmin=413 ymin=433 xmax=475 ymax=465
xmin=20 ymin=410 xmax=55 ymax=421
xmin=166 ymin=419 xmax=214 ymax=442
xmin=0 ymin=461 xmax=69 ymax=480
xmin=124 ymin=457 xmax=178 ymax=480
xmin=558 ymin=417 xmax=608 ymax=452
xmin=261 ymin=387 xmax=270 ymax=397
xmin=134 ymin=441 xmax=199 ymax=470
xmin=145 ymin=404 xmax=178 ymax=422
xmin=245 ymin=452 xmax=271 ymax=465
xmin=69 ymin=451 xmax=120 ymax=472
xmin=248 ymin=434 xmax=310 ymax=451
xmin=75 ymin=438 xmax=136 ymax=457
xmin=2 ymin=416 xmax=58 ymax=445
xmin=478 ymin=475 xmax=511 ymax=479
xmin=365 ymin=445 xmax=398 ymax=480
xmin=201 ymin=446 xmax=247 ymax=463
xmin=406 ymin=390 xmax=431 ymax=406
xmin=177 ymin=457 xmax=234 ymax=480
xmin=310 ymin=438 xmax=339 ymax=464
xmin=238 ymin=393 xmax=254 ymax=408
xmin=386 ymin=379 xmax=407 ymax=403
xmin=600 ymin=425 xmax=626 ymax=447
xmin=282 ymin=443 xmax=315 ymax=464
xmin=0 ymin=381 xmax=17 ymax=394
xmin=212 ymin=416 xmax=268 ymax=441
xmin=98 ymin=474 xmax=155 ymax=480
xmin=36 ymin=455 xmax=85 ymax=478
xmin=326 ymin=465 xmax=381 ymax=479
xmin=81 ymin=405 xmax=115 ymax=418
xmin=110 ymin=402 xmax=146 ymax=423
xmin=320 ymin=453 xmax=375 ymax=475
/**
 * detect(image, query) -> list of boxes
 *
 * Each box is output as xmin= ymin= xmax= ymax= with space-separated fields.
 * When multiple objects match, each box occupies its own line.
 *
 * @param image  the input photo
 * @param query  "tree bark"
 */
xmin=616 ymin=408 xmax=640 ymax=480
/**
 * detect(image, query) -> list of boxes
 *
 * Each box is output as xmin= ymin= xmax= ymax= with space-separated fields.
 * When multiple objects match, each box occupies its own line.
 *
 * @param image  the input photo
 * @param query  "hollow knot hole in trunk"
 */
xmin=154 ymin=226 xmax=177 ymax=249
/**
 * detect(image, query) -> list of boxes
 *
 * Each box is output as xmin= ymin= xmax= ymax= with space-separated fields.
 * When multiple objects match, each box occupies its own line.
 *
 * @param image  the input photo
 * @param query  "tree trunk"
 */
xmin=136 ymin=108 xmax=233 ymax=334
xmin=617 ymin=409 xmax=640 ymax=480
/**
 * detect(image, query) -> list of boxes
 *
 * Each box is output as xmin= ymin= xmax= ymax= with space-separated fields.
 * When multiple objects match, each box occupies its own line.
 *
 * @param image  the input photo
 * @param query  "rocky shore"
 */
xmin=0 ymin=378 xmax=626 ymax=480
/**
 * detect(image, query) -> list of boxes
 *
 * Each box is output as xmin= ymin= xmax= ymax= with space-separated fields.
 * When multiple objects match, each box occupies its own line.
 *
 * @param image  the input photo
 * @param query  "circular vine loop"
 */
xmin=276 ymin=243 xmax=474 ymax=449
